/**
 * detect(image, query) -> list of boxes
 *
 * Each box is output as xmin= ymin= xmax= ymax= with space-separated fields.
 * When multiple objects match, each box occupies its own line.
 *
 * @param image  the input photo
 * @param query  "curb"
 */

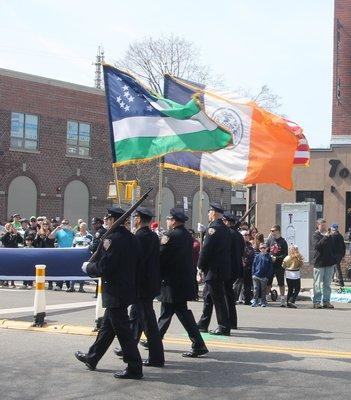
xmin=0 ymin=319 xmax=97 ymax=336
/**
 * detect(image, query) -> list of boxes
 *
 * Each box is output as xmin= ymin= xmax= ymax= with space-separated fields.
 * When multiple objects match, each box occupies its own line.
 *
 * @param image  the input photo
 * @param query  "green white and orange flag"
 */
xmin=103 ymin=65 xmax=231 ymax=166
xmin=163 ymin=76 xmax=309 ymax=190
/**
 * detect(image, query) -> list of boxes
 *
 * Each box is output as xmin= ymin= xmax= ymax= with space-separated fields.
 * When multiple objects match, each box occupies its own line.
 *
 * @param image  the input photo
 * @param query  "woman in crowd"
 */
xmin=0 ymin=223 xmax=23 ymax=287
xmin=282 ymin=245 xmax=304 ymax=308
xmin=253 ymin=233 xmax=265 ymax=252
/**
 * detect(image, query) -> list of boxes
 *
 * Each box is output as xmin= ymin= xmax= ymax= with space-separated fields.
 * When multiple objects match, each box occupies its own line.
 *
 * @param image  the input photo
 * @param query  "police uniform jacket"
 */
xmin=135 ymin=226 xmax=161 ymax=299
xmin=86 ymin=226 xmax=141 ymax=307
xmin=159 ymin=225 xmax=197 ymax=303
xmin=89 ymin=226 xmax=107 ymax=253
xmin=229 ymin=226 xmax=245 ymax=280
xmin=197 ymin=218 xmax=231 ymax=282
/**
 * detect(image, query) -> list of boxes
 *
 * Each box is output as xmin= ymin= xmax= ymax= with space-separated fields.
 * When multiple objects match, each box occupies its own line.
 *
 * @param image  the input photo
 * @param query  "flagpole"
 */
xmin=157 ymin=157 xmax=164 ymax=224
xmin=112 ymin=165 xmax=121 ymax=207
xmin=198 ymin=175 xmax=204 ymax=246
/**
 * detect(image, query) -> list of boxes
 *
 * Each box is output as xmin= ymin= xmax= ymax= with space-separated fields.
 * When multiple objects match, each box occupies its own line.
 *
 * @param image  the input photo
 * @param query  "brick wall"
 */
xmin=332 ymin=0 xmax=351 ymax=137
xmin=0 ymin=69 xmax=231 ymax=226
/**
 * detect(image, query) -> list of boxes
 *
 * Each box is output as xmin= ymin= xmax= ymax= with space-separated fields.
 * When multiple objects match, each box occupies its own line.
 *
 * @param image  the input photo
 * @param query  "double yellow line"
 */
xmin=1 ymin=319 xmax=350 ymax=359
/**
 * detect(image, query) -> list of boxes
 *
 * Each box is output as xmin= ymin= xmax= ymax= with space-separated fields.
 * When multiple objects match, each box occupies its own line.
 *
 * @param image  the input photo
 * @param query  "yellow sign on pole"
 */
xmin=107 ymin=180 xmax=139 ymax=203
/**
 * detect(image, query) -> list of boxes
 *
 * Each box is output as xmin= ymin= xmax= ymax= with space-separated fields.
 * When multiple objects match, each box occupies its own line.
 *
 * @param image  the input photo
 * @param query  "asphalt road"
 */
xmin=0 ymin=286 xmax=351 ymax=400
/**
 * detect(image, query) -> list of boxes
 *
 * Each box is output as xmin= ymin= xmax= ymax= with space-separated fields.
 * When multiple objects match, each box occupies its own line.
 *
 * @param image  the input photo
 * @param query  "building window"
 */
xmin=10 ymin=112 xmax=39 ymax=150
xmin=296 ymin=190 xmax=324 ymax=219
xmin=66 ymin=121 xmax=91 ymax=157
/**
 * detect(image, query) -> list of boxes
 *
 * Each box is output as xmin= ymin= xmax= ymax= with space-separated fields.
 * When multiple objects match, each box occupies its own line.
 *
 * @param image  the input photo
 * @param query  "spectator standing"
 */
xmin=253 ymin=233 xmax=265 ymax=252
xmin=11 ymin=214 xmax=22 ymax=230
xmin=21 ymin=235 xmax=35 ymax=289
xmin=330 ymin=224 xmax=346 ymax=287
xmin=241 ymin=230 xmax=255 ymax=305
xmin=266 ymin=225 xmax=288 ymax=307
xmin=69 ymin=222 xmax=93 ymax=292
xmin=282 ymin=245 xmax=304 ymax=308
xmin=252 ymin=243 xmax=273 ymax=307
xmin=312 ymin=219 xmax=336 ymax=309
xmin=25 ymin=217 xmax=38 ymax=240
xmin=49 ymin=219 xmax=75 ymax=291
xmin=1 ymin=223 xmax=23 ymax=287
xmin=73 ymin=218 xmax=84 ymax=233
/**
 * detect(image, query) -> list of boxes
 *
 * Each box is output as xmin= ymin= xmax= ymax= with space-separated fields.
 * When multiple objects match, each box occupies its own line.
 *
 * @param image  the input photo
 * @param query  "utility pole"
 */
xmin=94 ymin=46 xmax=105 ymax=89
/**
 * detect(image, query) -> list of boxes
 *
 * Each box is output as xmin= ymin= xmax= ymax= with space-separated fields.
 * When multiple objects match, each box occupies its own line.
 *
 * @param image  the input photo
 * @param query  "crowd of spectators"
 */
xmin=0 ymin=213 xmax=104 ymax=291
xmin=0 ymin=212 xmax=348 ymax=308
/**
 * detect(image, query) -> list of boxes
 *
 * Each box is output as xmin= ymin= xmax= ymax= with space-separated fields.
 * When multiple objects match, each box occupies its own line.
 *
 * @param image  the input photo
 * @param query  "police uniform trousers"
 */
xmin=197 ymin=280 xmax=230 ymax=330
xmin=86 ymin=306 xmax=142 ymax=373
xmin=158 ymin=302 xmax=206 ymax=350
xmin=224 ymin=279 xmax=237 ymax=329
xmin=129 ymin=299 xmax=165 ymax=365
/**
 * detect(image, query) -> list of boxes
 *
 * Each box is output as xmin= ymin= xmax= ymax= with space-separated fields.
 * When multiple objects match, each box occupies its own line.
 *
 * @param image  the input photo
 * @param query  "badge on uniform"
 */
xmin=161 ymin=235 xmax=169 ymax=245
xmin=95 ymin=232 xmax=100 ymax=238
xmin=103 ymin=239 xmax=112 ymax=250
xmin=208 ymin=228 xmax=216 ymax=235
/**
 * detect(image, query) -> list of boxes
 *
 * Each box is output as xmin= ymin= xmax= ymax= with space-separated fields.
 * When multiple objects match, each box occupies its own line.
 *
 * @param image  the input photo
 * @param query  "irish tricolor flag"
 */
xmin=103 ymin=65 xmax=231 ymax=166
xmin=164 ymin=76 xmax=308 ymax=190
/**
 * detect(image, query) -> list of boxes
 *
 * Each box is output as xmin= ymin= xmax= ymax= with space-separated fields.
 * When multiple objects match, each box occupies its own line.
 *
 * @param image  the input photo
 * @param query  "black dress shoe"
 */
xmin=113 ymin=347 xmax=123 ymax=357
xmin=182 ymin=347 xmax=209 ymax=358
xmin=74 ymin=351 xmax=96 ymax=370
xmin=142 ymin=359 xmax=164 ymax=367
xmin=209 ymin=328 xmax=230 ymax=336
xmin=139 ymin=339 xmax=149 ymax=349
xmin=114 ymin=369 xmax=143 ymax=380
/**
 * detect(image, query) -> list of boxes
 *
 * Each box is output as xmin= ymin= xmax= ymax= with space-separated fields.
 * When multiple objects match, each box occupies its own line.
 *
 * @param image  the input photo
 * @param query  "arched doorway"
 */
xmin=7 ymin=176 xmax=37 ymax=219
xmin=63 ymin=180 xmax=89 ymax=226
xmin=155 ymin=187 xmax=175 ymax=229
xmin=192 ymin=190 xmax=210 ymax=229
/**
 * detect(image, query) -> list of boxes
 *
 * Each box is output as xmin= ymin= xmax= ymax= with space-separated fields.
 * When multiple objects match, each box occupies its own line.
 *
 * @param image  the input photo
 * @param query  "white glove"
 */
xmin=197 ymin=223 xmax=206 ymax=233
xmin=81 ymin=262 xmax=89 ymax=274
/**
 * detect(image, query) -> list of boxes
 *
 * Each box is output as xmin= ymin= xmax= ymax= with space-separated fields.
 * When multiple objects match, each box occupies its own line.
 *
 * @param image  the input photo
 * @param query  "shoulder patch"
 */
xmin=95 ymin=232 xmax=100 ymax=238
xmin=208 ymin=228 xmax=216 ymax=235
xmin=161 ymin=235 xmax=169 ymax=245
xmin=103 ymin=239 xmax=112 ymax=250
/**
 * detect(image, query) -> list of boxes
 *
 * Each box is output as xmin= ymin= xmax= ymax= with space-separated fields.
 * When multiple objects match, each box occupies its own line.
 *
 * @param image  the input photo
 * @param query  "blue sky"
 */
xmin=0 ymin=0 xmax=334 ymax=148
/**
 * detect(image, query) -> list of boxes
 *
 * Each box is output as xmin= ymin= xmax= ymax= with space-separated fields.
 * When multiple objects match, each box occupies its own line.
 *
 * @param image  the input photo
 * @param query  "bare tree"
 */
xmin=116 ymin=35 xmax=221 ymax=95
xmin=236 ymin=84 xmax=282 ymax=113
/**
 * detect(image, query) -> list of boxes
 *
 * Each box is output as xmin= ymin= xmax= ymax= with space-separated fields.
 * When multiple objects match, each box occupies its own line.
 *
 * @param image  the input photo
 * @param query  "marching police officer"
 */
xmin=197 ymin=203 xmax=232 ymax=336
xmin=157 ymin=208 xmax=209 ymax=358
xmin=128 ymin=207 xmax=165 ymax=367
xmin=222 ymin=212 xmax=245 ymax=329
xmin=89 ymin=217 xmax=107 ymax=299
xmin=75 ymin=206 xmax=143 ymax=380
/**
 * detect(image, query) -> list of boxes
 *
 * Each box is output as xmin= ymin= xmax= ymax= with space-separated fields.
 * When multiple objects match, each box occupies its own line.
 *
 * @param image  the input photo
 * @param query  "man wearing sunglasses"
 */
xmin=197 ymin=203 xmax=232 ymax=336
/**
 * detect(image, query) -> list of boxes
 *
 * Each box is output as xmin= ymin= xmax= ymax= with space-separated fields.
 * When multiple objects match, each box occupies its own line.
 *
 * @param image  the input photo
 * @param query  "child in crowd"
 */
xmin=251 ymin=243 xmax=273 ymax=307
xmin=282 ymin=245 xmax=304 ymax=308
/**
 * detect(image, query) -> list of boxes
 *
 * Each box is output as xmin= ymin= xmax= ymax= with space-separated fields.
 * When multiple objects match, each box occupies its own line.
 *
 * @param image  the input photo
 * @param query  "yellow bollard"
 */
xmin=93 ymin=278 xmax=105 ymax=331
xmin=32 ymin=265 xmax=47 ymax=327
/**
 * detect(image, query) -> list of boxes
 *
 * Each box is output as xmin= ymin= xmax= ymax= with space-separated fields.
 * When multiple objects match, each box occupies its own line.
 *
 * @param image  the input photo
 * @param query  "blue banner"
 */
xmin=0 ymin=248 xmax=92 ymax=280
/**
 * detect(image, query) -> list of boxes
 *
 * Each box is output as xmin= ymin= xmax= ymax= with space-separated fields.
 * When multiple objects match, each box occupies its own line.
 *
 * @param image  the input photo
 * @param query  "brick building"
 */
xmin=0 ymin=68 xmax=240 ymax=228
xmin=255 ymin=0 xmax=351 ymax=236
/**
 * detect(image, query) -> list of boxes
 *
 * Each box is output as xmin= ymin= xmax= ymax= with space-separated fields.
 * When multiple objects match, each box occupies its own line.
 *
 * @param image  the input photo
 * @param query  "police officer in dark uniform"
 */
xmin=89 ymin=217 xmax=107 ymax=299
xmin=157 ymin=208 xmax=209 ymax=358
xmin=222 ymin=212 xmax=245 ymax=329
xmin=75 ymin=206 xmax=143 ymax=380
xmin=197 ymin=203 xmax=232 ymax=336
xmin=127 ymin=207 xmax=164 ymax=367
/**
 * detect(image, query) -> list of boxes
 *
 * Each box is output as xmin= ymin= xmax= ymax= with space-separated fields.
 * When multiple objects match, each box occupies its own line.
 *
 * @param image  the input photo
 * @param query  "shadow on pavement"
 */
xmin=235 ymin=326 xmax=333 ymax=342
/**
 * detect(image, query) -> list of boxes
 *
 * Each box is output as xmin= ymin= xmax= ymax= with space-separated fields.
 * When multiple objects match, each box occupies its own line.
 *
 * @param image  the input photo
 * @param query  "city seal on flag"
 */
xmin=211 ymin=107 xmax=243 ymax=147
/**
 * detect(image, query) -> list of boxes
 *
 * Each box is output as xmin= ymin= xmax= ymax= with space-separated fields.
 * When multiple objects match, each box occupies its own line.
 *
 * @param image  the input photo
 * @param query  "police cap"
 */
xmin=223 ymin=212 xmax=238 ymax=223
xmin=106 ymin=206 xmax=126 ymax=219
xmin=209 ymin=202 xmax=224 ymax=214
xmin=169 ymin=208 xmax=188 ymax=223
xmin=91 ymin=217 xmax=103 ymax=225
xmin=135 ymin=207 xmax=154 ymax=219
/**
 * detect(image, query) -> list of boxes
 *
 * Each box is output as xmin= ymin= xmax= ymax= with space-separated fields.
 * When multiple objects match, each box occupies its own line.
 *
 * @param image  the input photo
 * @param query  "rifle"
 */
xmin=234 ymin=201 xmax=257 ymax=229
xmin=89 ymin=188 xmax=153 ymax=263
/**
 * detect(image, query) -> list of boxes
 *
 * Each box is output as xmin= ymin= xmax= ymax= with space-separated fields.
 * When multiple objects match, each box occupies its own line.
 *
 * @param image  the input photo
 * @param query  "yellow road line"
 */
xmin=1 ymin=319 xmax=350 ymax=359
